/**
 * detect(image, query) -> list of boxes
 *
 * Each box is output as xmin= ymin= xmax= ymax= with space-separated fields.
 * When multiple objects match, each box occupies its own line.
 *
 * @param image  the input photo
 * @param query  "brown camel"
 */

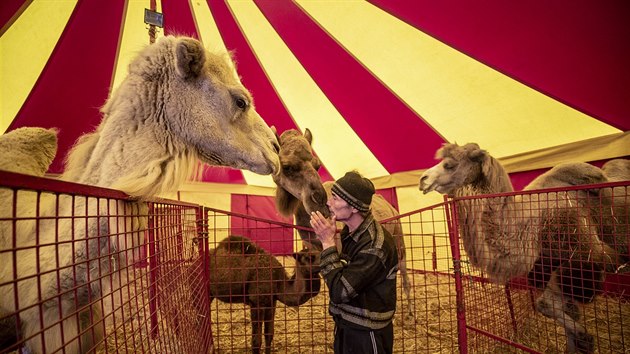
xmin=207 ymin=235 xmax=321 ymax=354
xmin=419 ymin=143 xmax=629 ymax=353
xmin=272 ymin=128 xmax=415 ymax=321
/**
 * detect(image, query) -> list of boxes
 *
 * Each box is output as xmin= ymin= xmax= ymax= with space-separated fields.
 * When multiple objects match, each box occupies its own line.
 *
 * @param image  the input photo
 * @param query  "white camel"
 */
xmin=0 ymin=35 xmax=280 ymax=354
xmin=419 ymin=143 xmax=628 ymax=354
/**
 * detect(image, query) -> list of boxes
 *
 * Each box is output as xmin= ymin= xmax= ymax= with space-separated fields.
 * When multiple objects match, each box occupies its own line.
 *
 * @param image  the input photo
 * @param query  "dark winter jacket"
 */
xmin=319 ymin=213 xmax=399 ymax=330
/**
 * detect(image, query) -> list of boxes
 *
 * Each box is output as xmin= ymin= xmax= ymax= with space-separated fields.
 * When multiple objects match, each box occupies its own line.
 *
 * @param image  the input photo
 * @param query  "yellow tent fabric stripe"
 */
xmin=1 ymin=1 xmax=77 ymax=133
xmin=298 ymin=1 xmax=620 ymax=158
xmin=111 ymin=1 xmax=165 ymax=94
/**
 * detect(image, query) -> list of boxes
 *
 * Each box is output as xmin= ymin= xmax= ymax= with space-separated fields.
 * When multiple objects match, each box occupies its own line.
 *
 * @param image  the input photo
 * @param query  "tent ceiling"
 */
xmin=1 ymin=0 xmax=628 ymax=189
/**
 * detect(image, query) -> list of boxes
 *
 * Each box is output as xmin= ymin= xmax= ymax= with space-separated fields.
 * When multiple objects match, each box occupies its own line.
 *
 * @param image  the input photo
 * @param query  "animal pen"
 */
xmin=0 ymin=170 xmax=628 ymax=354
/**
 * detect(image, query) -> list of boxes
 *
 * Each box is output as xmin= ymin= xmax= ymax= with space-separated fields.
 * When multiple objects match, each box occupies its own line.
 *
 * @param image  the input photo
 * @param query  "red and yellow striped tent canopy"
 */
xmin=2 ymin=0 xmax=629 ymax=216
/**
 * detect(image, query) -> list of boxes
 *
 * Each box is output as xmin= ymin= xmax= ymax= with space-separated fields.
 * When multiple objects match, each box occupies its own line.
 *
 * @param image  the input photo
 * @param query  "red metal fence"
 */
xmin=450 ymin=182 xmax=630 ymax=354
xmin=1 ymin=171 xmax=628 ymax=353
xmin=0 ymin=171 xmax=211 ymax=353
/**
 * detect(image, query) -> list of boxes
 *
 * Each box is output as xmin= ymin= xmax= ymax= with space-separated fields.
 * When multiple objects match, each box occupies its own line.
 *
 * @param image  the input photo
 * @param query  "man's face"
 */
xmin=327 ymin=192 xmax=355 ymax=222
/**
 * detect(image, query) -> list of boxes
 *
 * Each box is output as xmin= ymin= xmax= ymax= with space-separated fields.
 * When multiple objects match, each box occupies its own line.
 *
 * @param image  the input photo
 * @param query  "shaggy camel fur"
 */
xmin=272 ymin=129 xmax=415 ymax=321
xmin=602 ymin=158 xmax=630 ymax=182
xmin=0 ymin=35 xmax=280 ymax=354
xmin=207 ymin=235 xmax=321 ymax=354
xmin=0 ymin=127 xmax=57 ymax=176
xmin=0 ymin=127 xmax=58 ymax=350
xmin=419 ymin=143 xmax=629 ymax=353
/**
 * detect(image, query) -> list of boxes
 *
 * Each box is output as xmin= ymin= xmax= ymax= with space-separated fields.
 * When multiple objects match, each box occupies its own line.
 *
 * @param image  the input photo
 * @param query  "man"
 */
xmin=310 ymin=171 xmax=398 ymax=353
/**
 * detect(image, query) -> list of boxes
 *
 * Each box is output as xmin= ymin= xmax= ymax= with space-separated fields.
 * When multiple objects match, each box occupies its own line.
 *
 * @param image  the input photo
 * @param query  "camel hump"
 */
xmin=525 ymin=162 xmax=606 ymax=190
xmin=371 ymin=194 xmax=399 ymax=221
xmin=217 ymin=235 xmax=263 ymax=254
xmin=602 ymin=158 xmax=630 ymax=182
xmin=0 ymin=127 xmax=58 ymax=177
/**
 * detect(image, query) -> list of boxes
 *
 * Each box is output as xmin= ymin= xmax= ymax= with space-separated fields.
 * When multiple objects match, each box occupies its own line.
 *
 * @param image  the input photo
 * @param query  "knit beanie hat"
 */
xmin=331 ymin=171 xmax=375 ymax=213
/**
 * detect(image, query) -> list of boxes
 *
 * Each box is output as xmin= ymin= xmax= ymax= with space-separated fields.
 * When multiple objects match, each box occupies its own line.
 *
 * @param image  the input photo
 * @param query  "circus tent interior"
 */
xmin=1 ymin=0 xmax=629 ymax=229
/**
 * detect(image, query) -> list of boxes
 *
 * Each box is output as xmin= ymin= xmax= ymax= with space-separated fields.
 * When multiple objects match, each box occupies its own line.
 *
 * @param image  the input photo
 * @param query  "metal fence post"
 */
xmin=445 ymin=196 xmax=468 ymax=354
xmin=147 ymin=202 xmax=159 ymax=339
xmin=197 ymin=206 xmax=213 ymax=352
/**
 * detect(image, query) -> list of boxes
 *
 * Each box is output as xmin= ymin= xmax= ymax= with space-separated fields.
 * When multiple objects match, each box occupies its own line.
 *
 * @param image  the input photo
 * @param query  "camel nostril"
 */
xmin=272 ymin=141 xmax=280 ymax=154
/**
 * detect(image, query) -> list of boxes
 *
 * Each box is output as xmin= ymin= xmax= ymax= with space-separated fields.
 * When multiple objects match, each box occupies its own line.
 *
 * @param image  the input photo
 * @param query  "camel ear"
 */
xmin=304 ymin=128 xmax=313 ymax=145
xmin=436 ymin=142 xmax=454 ymax=159
xmin=480 ymin=153 xmax=494 ymax=177
xmin=468 ymin=147 xmax=493 ymax=176
xmin=312 ymin=156 xmax=321 ymax=171
xmin=175 ymin=38 xmax=206 ymax=79
xmin=469 ymin=148 xmax=485 ymax=162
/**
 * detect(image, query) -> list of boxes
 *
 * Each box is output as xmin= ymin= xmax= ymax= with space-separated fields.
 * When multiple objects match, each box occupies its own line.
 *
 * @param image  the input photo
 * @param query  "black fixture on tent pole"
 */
xmin=144 ymin=0 xmax=163 ymax=44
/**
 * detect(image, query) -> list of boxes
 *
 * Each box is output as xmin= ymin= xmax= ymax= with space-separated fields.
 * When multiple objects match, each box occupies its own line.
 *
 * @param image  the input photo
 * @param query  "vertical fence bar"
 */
xmin=445 ymin=196 xmax=469 ymax=354
xmin=505 ymin=283 xmax=518 ymax=333
xmin=147 ymin=203 xmax=159 ymax=339
xmin=10 ymin=190 xmax=22 ymax=350
xmin=198 ymin=206 xmax=212 ymax=353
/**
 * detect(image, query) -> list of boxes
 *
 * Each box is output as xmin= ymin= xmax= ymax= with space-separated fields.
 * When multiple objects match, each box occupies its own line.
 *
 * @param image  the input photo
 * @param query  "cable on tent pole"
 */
xmin=149 ymin=0 xmax=156 ymax=44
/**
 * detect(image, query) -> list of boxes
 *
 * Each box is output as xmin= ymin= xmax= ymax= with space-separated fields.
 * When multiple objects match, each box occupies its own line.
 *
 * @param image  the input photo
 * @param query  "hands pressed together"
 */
xmin=310 ymin=211 xmax=337 ymax=250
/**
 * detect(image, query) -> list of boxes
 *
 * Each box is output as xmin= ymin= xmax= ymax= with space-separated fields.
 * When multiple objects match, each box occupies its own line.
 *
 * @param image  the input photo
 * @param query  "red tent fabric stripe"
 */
xmin=161 ymin=0 xmax=199 ymax=38
xmin=231 ymin=194 xmax=294 ymax=255
xmin=256 ymin=0 xmax=446 ymax=174
xmin=201 ymin=165 xmax=247 ymax=184
xmin=370 ymin=0 xmax=630 ymax=131
xmin=9 ymin=0 xmax=125 ymax=173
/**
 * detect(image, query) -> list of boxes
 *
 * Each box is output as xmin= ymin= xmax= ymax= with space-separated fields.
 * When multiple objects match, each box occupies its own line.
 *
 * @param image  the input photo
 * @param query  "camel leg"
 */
xmin=398 ymin=255 xmax=415 ymax=322
xmin=535 ymin=274 xmax=593 ymax=354
xmin=22 ymin=303 xmax=82 ymax=354
xmin=78 ymin=303 xmax=104 ymax=353
xmin=250 ymin=305 xmax=264 ymax=354
xmin=263 ymin=302 xmax=276 ymax=354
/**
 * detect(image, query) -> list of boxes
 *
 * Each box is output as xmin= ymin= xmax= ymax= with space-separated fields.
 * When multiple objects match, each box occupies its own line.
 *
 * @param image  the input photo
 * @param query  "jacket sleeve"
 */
xmin=320 ymin=243 xmax=386 ymax=304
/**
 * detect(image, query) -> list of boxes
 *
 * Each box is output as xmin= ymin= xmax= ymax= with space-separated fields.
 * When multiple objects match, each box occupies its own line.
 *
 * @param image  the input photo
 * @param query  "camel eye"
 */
xmin=234 ymin=96 xmax=248 ymax=110
xmin=444 ymin=161 xmax=457 ymax=170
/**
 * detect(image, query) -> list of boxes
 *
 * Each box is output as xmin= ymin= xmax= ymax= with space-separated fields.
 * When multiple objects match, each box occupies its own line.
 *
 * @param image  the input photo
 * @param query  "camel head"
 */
xmin=420 ymin=143 xmax=512 ymax=195
xmin=127 ymin=36 xmax=280 ymax=176
xmin=291 ymin=248 xmax=322 ymax=305
xmin=273 ymin=129 xmax=330 ymax=218
xmin=293 ymin=247 xmax=321 ymax=274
